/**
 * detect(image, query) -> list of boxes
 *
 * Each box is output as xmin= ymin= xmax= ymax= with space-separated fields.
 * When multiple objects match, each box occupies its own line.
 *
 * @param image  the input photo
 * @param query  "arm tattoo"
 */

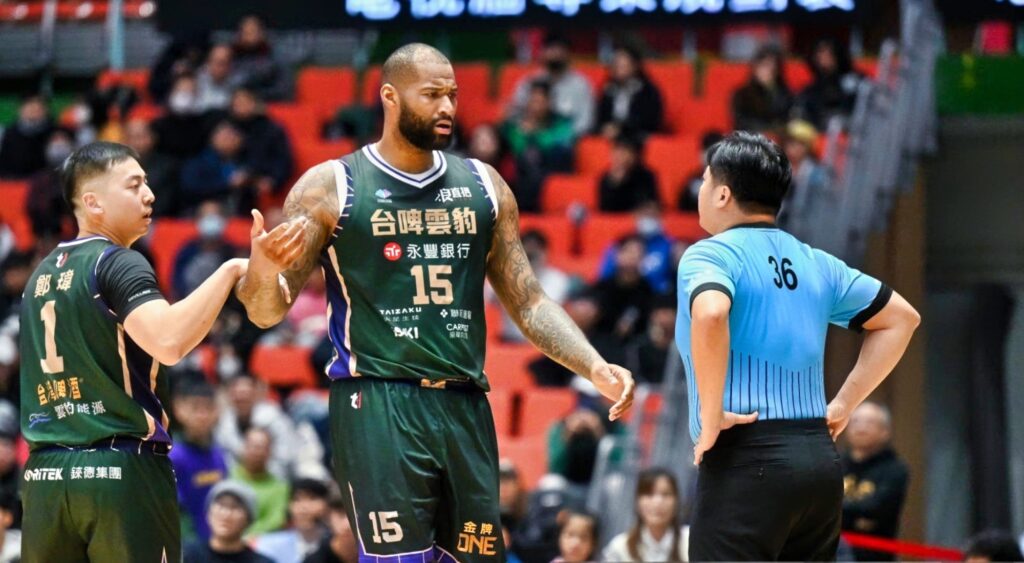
xmin=236 ymin=162 xmax=338 ymax=327
xmin=484 ymin=165 xmax=603 ymax=377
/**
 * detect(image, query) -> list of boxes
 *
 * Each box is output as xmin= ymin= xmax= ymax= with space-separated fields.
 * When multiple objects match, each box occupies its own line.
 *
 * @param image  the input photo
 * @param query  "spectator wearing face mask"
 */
xmin=124 ymin=118 xmax=182 ymax=217
xmin=0 ymin=95 xmax=55 ymax=178
xmin=196 ymin=45 xmax=242 ymax=113
xmin=599 ymin=201 xmax=675 ymax=295
xmin=153 ymin=74 xmax=212 ymax=159
xmin=26 ymin=129 xmax=76 ymax=240
xmin=490 ymin=230 xmax=573 ymax=343
xmin=508 ymin=33 xmax=595 ymax=136
xmin=598 ymin=135 xmax=659 ymax=213
xmin=172 ymin=201 xmax=239 ymax=300
xmin=548 ymin=407 xmax=610 ymax=486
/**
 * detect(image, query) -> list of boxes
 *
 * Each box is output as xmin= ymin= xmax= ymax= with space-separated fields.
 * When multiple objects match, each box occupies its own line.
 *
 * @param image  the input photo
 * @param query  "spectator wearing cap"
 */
xmin=598 ymin=135 xmax=659 ymax=213
xmin=508 ymin=33 xmax=595 ymax=135
xmin=963 ymin=530 xmax=1024 ymax=563
xmin=501 ymin=80 xmax=576 ymax=213
xmin=0 ymin=95 xmax=54 ymax=178
xmin=777 ymin=119 xmax=831 ymax=242
xmin=732 ymin=45 xmax=793 ymax=134
xmin=254 ymin=478 xmax=330 ymax=563
xmin=231 ymin=427 xmax=290 ymax=536
xmin=170 ymin=379 xmax=229 ymax=542
xmin=185 ymin=480 xmax=272 ymax=563
xmin=303 ymin=493 xmax=358 ymax=563
xmin=841 ymin=402 xmax=909 ymax=562
xmin=0 ymin=491 xmax=20 ymax=563
xmin=595 ymin=45 xmax=664 ymax=140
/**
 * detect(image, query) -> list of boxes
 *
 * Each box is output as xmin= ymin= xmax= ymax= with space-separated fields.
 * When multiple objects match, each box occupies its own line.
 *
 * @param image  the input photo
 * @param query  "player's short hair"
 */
xmin=706 ymin=131 xmax=791 ymax=215
xmin=291 ymin=478 xmax=330 ymax=500
xmin=381 ymin=43 xmax=450 ymax=88
xmin=60 ymin=141 xmax=140 ymax=212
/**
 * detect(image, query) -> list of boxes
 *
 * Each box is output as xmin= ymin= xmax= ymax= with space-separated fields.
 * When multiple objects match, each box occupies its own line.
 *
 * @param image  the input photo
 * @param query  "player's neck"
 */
xmin=76 ymin=222 xmax=132 ymax=248
xmin=374 ymin=135 xmax=435 ymax=174
xmin=716 ymin=213 xmax=777 ymax=234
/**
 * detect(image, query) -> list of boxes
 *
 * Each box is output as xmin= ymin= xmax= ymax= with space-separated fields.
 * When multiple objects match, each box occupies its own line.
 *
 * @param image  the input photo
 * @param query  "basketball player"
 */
xmin=19 ymin=142 xmax=302 ymax=562
xmin=236 ymin=43 xmax=635 ymax=562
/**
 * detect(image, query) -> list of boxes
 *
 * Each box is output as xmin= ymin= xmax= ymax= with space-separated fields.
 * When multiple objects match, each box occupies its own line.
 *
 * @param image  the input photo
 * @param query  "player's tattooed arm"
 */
xmin=236 ymin=162 xmax=338 ymax=328
xmin=485 ymin=165 xmax=635 ymax=419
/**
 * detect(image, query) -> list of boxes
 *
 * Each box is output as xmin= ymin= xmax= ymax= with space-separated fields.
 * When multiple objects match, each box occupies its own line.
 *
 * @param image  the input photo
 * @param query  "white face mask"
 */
xmin=169 ymin=92 xmax=197 ymax=115
xmin=636 ymin=216 xmax=662 ymax=237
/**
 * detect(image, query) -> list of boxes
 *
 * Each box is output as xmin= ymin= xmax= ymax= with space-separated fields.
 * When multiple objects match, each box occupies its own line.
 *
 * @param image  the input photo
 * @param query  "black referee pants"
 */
xmin=689 ymin=418 xmax=843 ymax=562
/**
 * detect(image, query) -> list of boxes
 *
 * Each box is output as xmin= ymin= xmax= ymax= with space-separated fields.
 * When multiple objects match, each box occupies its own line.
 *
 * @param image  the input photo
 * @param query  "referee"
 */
xmin=675 ymin=132 xmax=920 ymax=561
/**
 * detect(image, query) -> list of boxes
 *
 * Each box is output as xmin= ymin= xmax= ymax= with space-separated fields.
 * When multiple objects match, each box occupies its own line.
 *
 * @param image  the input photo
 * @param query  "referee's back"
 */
xmin=676 ymin=223 xmax=888 ymax=443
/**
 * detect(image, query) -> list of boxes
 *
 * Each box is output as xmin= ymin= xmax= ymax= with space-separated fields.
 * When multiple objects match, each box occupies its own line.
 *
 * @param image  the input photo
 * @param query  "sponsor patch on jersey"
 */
xmin=28 ymin=412 xmax=51 ymax=428
xmin=383 ymin=242 xmax=403 ymax=261
xmin=56 ymin=252 xmax=68 ymax=268
xmin=24 ymin=468 xmax=63 ymax=481
xmin=350 ymin=392 xmax=362 ymax=409
xmin=375 ymin=188 xmax=393 ymax=201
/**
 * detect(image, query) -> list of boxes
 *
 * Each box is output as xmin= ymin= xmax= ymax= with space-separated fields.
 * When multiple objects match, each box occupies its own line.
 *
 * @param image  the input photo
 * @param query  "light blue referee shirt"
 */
xmin=675 ymin=222 xmax=892 ymax=443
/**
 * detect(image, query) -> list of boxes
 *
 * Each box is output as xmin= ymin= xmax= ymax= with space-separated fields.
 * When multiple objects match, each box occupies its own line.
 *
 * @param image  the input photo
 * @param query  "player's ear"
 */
xmin=715 ymin=184 xmax=732 ymax=209
xmin=80 ymin=191 xmax=103 ymax=216
xmin=380 ymin=83 xmax=399 ymax=110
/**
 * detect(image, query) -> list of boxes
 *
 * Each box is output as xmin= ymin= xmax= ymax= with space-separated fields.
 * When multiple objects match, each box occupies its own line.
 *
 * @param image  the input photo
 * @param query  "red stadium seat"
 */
xmin=458 ymin=101 xmax=503 ymax=137
xmin=575 ymin=135 xmax=612 ymax=178
xmin=580 ymin=214 xmax=637 ymax=256
xmin=575 ymin=61 xmax=608 ymax=92
xmin=149 ymin=219 xmax=251 ymax=295
xmin=250 ymin=345 xmax=318 ymax=388
xmin=663 ymin=213 xmax=706 ymax=243
xmin=497 ymin=64 xmax=540 ymax=105
xmin=97 ymin=68 xmax=151 ymax=102
xmin=678 ymin=96 xmax=732 ymax=137
xmin=702 ymin=61 xmax=748 ymax=129
xmin=296 ymin=67 xmax=357 ymax=120
xmin=293 ymin=139 xmax=358 ymax=180
xmin=485 ymin=301 xmax=504 ymax=342
xmin=519 ymin=388 xmax=577 ymax=437
xmin=784 ymin=61 xmax=813 ymax=92
xmin=548 ymin=254 xmax=603 ymax=283
xmin=266 ymin=103 xmax=319 ymax=143
xmin=541 ymin=174 xmax=597 ymax=214
xmin=644 ymin=134 xmax=700 ymax=207
xmin=855 ymin=58 xmax=878 ymax=79
xmin=518 ymin=214 xmax=573 ymax=257
xmin=0 ymin=181 xmax=31 ymax=249
xmin=645 ymin=61 xmax=695 ymax=134
xmin=360 ymin=66 xmax=382 ymax=107
xmin=488 ymin=389 xmax=515 ymax=438
xmin=497 ymin=434 xmax=549 ymax=489
xmin=127 ymin=103 xmax=163 ymax=122
xmin=485 ymin=343 xmax=541 ymax=393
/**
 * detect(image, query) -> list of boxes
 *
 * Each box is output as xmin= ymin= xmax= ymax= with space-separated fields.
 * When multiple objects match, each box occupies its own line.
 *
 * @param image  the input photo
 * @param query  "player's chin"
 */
xmin=433 ymin=133 xmax=453 ymax=150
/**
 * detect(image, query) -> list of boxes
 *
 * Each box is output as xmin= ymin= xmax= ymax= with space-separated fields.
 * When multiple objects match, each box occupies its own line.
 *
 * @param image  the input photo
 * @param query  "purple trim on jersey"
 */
xmin=320 ymin=252 xmax=354 ymax=380
xmin=88 ymin=245 xmax=121 ymax=321
xmin=355 ymin=543 xmax=442 ymax=563
xmin=465 ymin=158 xmax=498 ymax=221
xmin=122 ymin=335 xmax=172 ymax=444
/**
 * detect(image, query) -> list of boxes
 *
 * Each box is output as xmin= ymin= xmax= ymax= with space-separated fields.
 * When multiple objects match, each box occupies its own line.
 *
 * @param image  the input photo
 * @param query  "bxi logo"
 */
xmin=393 ymin=326 xmax=420 ymax=339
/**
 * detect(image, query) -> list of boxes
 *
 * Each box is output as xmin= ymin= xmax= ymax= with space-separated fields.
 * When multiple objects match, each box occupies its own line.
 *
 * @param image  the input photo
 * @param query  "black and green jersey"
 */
xmin=319 ymin=146 xmax=499 ymax=390
xmin=19 ymin=236 xmax=171 ymax=450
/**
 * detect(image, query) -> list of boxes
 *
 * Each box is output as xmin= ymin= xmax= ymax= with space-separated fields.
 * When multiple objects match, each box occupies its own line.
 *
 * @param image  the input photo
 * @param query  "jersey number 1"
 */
xmin=40 ymin=301 xmax=65 ymax=374
xmin=411 ymin=265 xmax=453 ymax=305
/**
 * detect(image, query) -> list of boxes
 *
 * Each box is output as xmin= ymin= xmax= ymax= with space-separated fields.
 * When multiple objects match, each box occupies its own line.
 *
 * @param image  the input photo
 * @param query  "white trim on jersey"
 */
xmin=58 ymin=235 xmax=110 ymax=247
xmin=329 ymin=159 xmax=349 ymax=215
xmin=362 ymin=143 xmax=447 ymax=189
xmin=466 ymin=158 xmax=500 ymax=218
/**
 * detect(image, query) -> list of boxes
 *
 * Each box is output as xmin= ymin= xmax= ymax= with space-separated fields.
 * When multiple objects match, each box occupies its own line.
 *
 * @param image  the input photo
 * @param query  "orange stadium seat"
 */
xmin=296 ymin=67 xmax=357 ymax=121
xmin=127 ymin=103 xmax=163 ymax=122
xmin=644 ymin=134 xmax=700 ymax=206
xmin=678 ymin=96 xmax=732 ymax=136
xmin=498 ymin=434 xmax=548 ymax=489
xmin=497 ymin=64 xmax=539 ymax=104
xmin=294 ymin=139 xmax=357 ymax=178
xmin=97 ymin=68 xmax=151 ymax=102
xmin=266 ymin=103 xmax=319 ymax=143
xmin=519 ymin=388 xmax=577 ymax=437
xmin=784 ymin=61 xmax=813 ymax=92
xmin=149 ymin=219 xmax=251 ymax=295
xmin=485 ymin=301 xmax=504 ymax=342
xmin=457 ymin=100 xmax=503 ymax=136
xmin=702 ymin=60 xmax=748 ymax=112
xmin=856 ymin=58 xmax=878 ymax=78
xmin=580 ymin=213 xmax=637 ymax=256
xmin=485 ymin=343 xmax=540 ymax=393
xmin=575 ymin=135 xmax=612 ymax=177
xmin=663 ymin=213 xmax=706 ymax=243
xmin=518 ymin=214 xmax=573 ymax=257
xmin=548 ymin=254 xmax=602 ymax=283
xmin=360 ymin=66 xmax=382 ymax=107
xmin=541 ymin=174 xmax=597 ymax=214
xmin=575 ymin=61 xmax=608 ymax=92
xmin=250 ymin=345 xmax=318 ymax=388
xmin=488 ymin=389 xmax=515 ymax=438
xmin=0 ymin=181 xmax=31 ymax=250
xmin=645 ymin=61 xmax=694 ymax=134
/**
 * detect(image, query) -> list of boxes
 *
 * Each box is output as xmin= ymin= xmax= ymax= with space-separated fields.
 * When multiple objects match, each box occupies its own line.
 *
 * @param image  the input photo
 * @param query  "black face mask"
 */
xmin=398 ymin=98 xmax=450 ymax=151
xmin=545 ymin=59 xmax=568 ymax=74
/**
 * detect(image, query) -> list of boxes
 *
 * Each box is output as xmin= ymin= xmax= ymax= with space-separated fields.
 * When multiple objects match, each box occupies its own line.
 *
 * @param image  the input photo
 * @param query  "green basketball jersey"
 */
xmin=318 ymin=146 xmax=499 ymax=390
xmin=20 ymin=237 xmax=171 ymax=450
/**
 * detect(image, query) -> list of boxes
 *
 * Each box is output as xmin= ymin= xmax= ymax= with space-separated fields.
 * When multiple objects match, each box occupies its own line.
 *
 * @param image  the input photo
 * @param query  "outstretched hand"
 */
xmin=249 ymin=209 xmax=306 ymax=277
xmin=590 ymin=363 xmax=635 ymax=421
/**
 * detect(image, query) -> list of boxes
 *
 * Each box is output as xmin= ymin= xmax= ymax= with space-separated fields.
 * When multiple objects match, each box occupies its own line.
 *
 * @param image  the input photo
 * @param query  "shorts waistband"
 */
xmin=34 ymin=436 xmax=171 ymax=456
xmin=332 ymin=376 xmax=485 ymax=393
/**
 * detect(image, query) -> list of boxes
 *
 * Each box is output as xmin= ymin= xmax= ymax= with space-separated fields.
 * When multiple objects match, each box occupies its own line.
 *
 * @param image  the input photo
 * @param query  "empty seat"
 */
xmin=485 ymin=343 xmax=541 ymax=394
xmin=644 ymin=134 xmax=700 ymax=206
xmin=519 ymin=388 xmax=577 ymax=437
xmin=293 ymin=139 xmax=358 ymax=178
xmin=518 ymin=214 xmax=573 ymax=257
xmin=784 ymin=61 xmax=813 ymax=92
xmin=488 ymin=389 xmax=515 ymax=439
xmin=575 ymin=135 xmax=612 ymax=178
xmin=663 ymin=213 xmax=706 ymax=243
xmin=575 ymin=61 xmax=608 ymax=92
xmin=296 ymin=67 xmax=357 ymax=120
xmin=645 ymin=61 xmax=695 ymax=134
xmin=548 ymin=254 xmax=602 ymax=283
xmin=250 ymin=345 xmax=318 ymax=388
xmin=541 ymin=174 xmax=597 ymax=214
xmin=580 ymin=214 xmax=637 ymax=256
xmin=678 ymin=96 xmax=732 ymax=137
xmin=0 ymin=181 xmax=32 ymax=249
xmin=497 ymin=64 xmax=539 ymax=105
xmin=497 ymin=434 xmax=549 ymax=490
xmin=360 ymin=66 xmax=382 ymax=107
xmin=703 ymin=61 xmax=749 ymax=103
xmin=266 ymin=103 xmax=319 ymax=143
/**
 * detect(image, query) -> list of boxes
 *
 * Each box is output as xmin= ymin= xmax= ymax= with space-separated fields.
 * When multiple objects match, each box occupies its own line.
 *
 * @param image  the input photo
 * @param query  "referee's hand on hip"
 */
xmin=693 ymin=410 xmax=759 ymax=465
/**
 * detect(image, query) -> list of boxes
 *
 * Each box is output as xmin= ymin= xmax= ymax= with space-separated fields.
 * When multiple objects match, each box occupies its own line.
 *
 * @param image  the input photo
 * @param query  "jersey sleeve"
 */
xmin=95 ymin=247 xmax=166 ymax=321
xmin=677 ymin=239 xmax=738 ymax=312
xmin=817 ymin=249 xmax=892 ymax=331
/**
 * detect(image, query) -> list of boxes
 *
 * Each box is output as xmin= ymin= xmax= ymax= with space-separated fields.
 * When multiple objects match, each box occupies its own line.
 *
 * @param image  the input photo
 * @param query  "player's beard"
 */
xmin=398 ymin=98 xmax=451 ymax=151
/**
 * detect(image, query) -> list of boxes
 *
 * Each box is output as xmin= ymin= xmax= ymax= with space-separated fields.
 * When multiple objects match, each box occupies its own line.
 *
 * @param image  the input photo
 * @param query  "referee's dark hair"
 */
xmin=60 ymin=141 xmax=140 ymax=212
xmin=707 ymin=131 xmax=792 ymax=215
